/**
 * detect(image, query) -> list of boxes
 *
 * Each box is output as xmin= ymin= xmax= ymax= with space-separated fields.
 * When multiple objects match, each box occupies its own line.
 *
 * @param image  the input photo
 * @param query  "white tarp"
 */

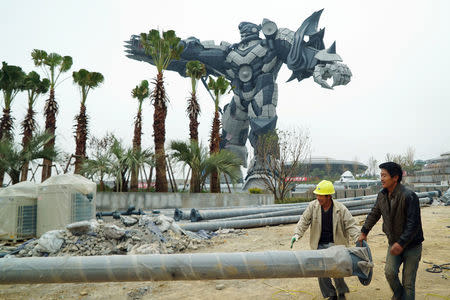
xmin=0 ymin=181 xmax=39 ymax=198
xmin=40 ymin=174 xmax=96 ymax=195
xmin=0 ymin=182 xmax=38 ymax=240
xmin=37 ymin=174 xmax=96 ymax=237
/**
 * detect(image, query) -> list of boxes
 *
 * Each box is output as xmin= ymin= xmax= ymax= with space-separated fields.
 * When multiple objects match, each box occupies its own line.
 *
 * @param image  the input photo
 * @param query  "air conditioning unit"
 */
xmin=0 ymin=182 xmax=39 ymax=241
xmin=37 ymin=174 xmax=96 ymax=237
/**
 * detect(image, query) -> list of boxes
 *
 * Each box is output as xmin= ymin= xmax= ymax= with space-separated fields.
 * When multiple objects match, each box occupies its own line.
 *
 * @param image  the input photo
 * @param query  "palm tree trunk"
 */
xmin=190 ymin=168 xmax=201 ymax=193
xmin=99 ymin=177 xmax=105 ymax=192
xmin=130 ymin=111 xmax=142 ymax=192
xmin=10 ymin=170 xmax=20 ymax=185
xmin=167 ymin=156 xmax=178 ymax=192
xmin=153 ymin=73 xmax=168 ymax=192
xmin=74 ymin=103 xmax=88 ymax=174
xmin=147 ymin=166 xmax=153 ymax=191
xmin=224 ymin=174 xmax=232 ymax=193
xmin=121 ymin=170 xmax=128 ymax=192
xmin=20 ymin=106 xmax=36 ymax=181
xmin=0 ymin=107 xmax=14 ymax=186
xmin=209 ymin=110 xmax=221 ymax=193
xmin=0 ymin=108 xmax=14 ymax=141
xmin=41 ymin=88 xmax=57 ymax=182
xmin=188 ymin=92 xmax=200 ymax=141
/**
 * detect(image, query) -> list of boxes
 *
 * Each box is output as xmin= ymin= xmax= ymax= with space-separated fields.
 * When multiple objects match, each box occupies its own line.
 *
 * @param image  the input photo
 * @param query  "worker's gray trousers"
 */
xmin=317 ymin=243 xmax=350 ymax=297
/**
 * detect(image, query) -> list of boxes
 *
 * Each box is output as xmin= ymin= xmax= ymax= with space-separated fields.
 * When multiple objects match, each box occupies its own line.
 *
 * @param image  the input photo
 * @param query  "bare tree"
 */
xmin=325 ymin=158 xmax=332 ymax=177
xmin=367 ymin=156 xmax=378 ymax=177
xmin=403 ymin=146 xmax=416 ymax=173
xmin=256 ymin=128 xmax=311 ymax=201
xmin=385 ymin=152 xmax=404 ymax=165
xmin=384 ymin=147 xmax=417 ymax=174
xmin=385 ymin=146 xmax=420 ymax=175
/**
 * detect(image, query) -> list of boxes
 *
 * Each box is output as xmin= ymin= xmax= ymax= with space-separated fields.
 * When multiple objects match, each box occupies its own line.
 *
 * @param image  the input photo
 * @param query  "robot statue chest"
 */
xmin=225 ymin=42 xmax=269 ymax=83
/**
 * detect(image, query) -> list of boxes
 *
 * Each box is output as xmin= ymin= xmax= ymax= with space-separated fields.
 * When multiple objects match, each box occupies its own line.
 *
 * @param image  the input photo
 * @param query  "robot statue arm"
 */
xmin=270 ymin=9 xmax=352 ymax=88
xmin=124 ymin=35 xmax=229 ymax=78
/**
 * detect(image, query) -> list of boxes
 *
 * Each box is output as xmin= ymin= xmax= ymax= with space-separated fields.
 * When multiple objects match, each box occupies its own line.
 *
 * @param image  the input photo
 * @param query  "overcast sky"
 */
xmin=1 ymin=0 xmax=450 ymax=171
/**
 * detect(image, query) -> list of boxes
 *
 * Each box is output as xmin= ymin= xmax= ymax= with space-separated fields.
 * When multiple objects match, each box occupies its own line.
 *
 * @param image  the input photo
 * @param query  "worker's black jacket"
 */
xmin=361 ymin=183 xmax=424 ymax=249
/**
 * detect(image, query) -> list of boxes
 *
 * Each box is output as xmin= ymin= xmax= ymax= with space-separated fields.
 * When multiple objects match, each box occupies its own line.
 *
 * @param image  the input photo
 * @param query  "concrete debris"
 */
xmin=2 ymin=214 xmax=244 ymax=258
xmin=128 ymin=243 xmax=159 ymax=255
xmin=120 ymin=215 xmax=138 ymax=226
xmin=33 ymin=230 xmax=65 ymax=254
xmin=215 ymin=228 xmax=246 ymax=235
xmin=66 ymin=220 xmax=98 ymax=235
xmin=104 ymin=224 xmax=126 ymax=239
xmin=127 ymin=286 xmax=151 ymax=300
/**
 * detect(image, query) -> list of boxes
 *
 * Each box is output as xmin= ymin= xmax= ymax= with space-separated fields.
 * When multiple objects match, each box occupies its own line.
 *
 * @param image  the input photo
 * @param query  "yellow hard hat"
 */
xmin=313 ymin=180 xmax=335 ymax=195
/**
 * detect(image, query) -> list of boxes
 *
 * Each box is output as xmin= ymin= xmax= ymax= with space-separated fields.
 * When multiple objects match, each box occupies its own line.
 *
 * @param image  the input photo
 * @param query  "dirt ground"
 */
xmin=0 ymin=205 xmax=449 ymax=300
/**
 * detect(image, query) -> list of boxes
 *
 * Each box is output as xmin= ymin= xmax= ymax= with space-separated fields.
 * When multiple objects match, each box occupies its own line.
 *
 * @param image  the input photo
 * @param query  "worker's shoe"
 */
xmin=327 ymin=293 xmax=346 ymax=300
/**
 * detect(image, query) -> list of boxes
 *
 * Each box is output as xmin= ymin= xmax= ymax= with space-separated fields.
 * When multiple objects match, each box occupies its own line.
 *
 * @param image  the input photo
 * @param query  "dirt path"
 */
xmin=0 ymin=206 xmax=449 ymax=300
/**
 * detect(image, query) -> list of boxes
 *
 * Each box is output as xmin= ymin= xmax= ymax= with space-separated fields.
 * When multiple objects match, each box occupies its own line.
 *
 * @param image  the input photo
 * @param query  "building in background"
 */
xmin=405 ymin=151 xmax=450 ymax=187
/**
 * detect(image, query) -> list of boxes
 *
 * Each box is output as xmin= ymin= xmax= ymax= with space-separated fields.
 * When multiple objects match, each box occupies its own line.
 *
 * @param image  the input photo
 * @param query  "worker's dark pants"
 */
xmin=317 ymin=243 xmax=349 ymax=298
xmin=385 ymin=243 xmax=422 ymax=300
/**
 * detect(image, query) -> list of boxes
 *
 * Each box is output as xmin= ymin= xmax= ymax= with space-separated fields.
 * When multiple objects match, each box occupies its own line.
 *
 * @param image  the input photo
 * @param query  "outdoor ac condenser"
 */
xmin=0 ymin=197 xmax=37 ymax=241
xmin=0 ymin=182 xmax=39 ymax=241
xmin=37 ymin=174 xmax=96 ymax=237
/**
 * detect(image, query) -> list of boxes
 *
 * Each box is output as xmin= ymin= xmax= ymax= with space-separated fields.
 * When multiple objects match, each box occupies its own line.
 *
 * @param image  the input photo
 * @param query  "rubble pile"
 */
xmin=4 ymin=214 xmax=218 ymax=258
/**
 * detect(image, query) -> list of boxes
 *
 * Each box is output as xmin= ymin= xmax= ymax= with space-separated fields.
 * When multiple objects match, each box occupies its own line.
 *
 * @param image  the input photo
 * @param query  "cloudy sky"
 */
xmin=1 ymin=0 xmax=450 ymax=172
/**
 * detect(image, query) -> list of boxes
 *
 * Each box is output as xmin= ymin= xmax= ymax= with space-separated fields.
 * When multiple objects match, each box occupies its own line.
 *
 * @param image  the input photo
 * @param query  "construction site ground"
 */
xmin=0 ymin=205 xmax=449 ymax=300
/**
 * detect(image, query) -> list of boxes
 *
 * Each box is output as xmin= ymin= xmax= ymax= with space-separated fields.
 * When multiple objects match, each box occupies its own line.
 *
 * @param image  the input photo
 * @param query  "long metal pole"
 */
xmin=215 ymin=197 xmax=432 ymax=222
xmin=180 ymin=209 xmax=372 ymax=231
xmin=0 ymin=246 xmax=371 ymax=284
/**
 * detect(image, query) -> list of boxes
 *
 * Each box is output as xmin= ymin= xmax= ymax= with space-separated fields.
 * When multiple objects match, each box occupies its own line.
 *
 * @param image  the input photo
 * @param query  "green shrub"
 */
xmin=248 ymin=187 xmax=263 ymax=194
xmin=275 ymin=197 xmax=311 ymax=204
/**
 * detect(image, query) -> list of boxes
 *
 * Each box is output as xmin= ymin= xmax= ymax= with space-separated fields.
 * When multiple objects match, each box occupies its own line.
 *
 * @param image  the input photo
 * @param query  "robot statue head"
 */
xmin=238 ymin=22 xmax=261 ymax=41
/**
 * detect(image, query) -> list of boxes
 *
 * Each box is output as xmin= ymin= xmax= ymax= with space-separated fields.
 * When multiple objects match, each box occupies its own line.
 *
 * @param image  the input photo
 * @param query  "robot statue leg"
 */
xmin=220 ymin=95 xmax=250 ymax=167
xmin=244 ymin=75 xmax=279 ymax=190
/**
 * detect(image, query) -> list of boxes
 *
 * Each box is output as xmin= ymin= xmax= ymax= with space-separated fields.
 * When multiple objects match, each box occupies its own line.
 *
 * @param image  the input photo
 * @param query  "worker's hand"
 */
xmin=290 ymin=235 xmax=299 ymax=249
xmin=390 ymin=242 xmax=404 ymax=256
xmin=357 ymin=233 xmax=367 ymax=247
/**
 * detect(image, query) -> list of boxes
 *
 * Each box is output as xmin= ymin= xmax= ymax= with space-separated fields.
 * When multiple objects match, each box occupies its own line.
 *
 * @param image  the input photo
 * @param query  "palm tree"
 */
xmin=31 ymin=49 xmax=73 ymax=182
xmin=170 ymin=140 xmax=241 ymax=193
xmin=185 ymin=61 xmax=206 ymax=142
xmin=130 ymin=80 xmax=149 ymax=191
xmin=81 ymin=152 xmax=111 ymax=192
xmin=20 ymin=71 xmax=50 ymax=181
xmin=109 ymin=137 xmax=130 ymax=192
xmin=207 ymin=76 xmax=231 ymax=192
xmin=0 ymin=62 xmax=26 ymax=186
xmin=125 ymin=147 xmax=154 ymax=191
xmin=140 ymin=29 xmax=183 ymax=192
xmin=72 ymin=69 xmax=104 ymax=174
xmin=0 ymin=132 xmax=57 ymax=185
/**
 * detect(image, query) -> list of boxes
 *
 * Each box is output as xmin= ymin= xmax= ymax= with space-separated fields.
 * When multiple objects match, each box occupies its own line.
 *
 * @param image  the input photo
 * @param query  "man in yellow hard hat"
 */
xmin=291 ymin=180 xmax=360 ymax=300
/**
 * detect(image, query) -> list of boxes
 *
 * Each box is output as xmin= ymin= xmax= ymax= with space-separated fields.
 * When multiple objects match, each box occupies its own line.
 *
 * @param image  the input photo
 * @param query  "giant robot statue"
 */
xmin=125 ymin=9 xmax=352 ymax=187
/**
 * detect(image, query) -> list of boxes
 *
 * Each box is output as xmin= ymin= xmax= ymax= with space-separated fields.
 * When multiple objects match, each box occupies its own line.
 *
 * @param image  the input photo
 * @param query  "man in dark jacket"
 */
xmin=358 ymin=162 xmax=423 ymax=300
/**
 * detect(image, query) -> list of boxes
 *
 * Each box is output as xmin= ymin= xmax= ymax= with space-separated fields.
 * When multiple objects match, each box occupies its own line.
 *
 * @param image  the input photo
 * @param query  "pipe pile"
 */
xmin=178 ymin=196 xmax=434 ymax=232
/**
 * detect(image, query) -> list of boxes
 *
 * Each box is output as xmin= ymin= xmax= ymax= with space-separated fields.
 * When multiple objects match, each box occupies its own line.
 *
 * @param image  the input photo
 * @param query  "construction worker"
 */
xmin=291 ymin=180 xmax=360 ymax=300
xmin=358 ymin=162 xmax=423 ymax=300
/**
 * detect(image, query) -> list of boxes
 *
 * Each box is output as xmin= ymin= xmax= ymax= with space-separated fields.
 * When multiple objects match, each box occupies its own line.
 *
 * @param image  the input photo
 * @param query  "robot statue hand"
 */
xmin=313 ymin=62 xmax=352 ymax=89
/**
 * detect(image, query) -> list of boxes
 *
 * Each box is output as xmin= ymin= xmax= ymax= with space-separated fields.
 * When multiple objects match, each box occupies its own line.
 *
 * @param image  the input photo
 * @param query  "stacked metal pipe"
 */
xmin=175 ymin=191 xmax=437 ymax=232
